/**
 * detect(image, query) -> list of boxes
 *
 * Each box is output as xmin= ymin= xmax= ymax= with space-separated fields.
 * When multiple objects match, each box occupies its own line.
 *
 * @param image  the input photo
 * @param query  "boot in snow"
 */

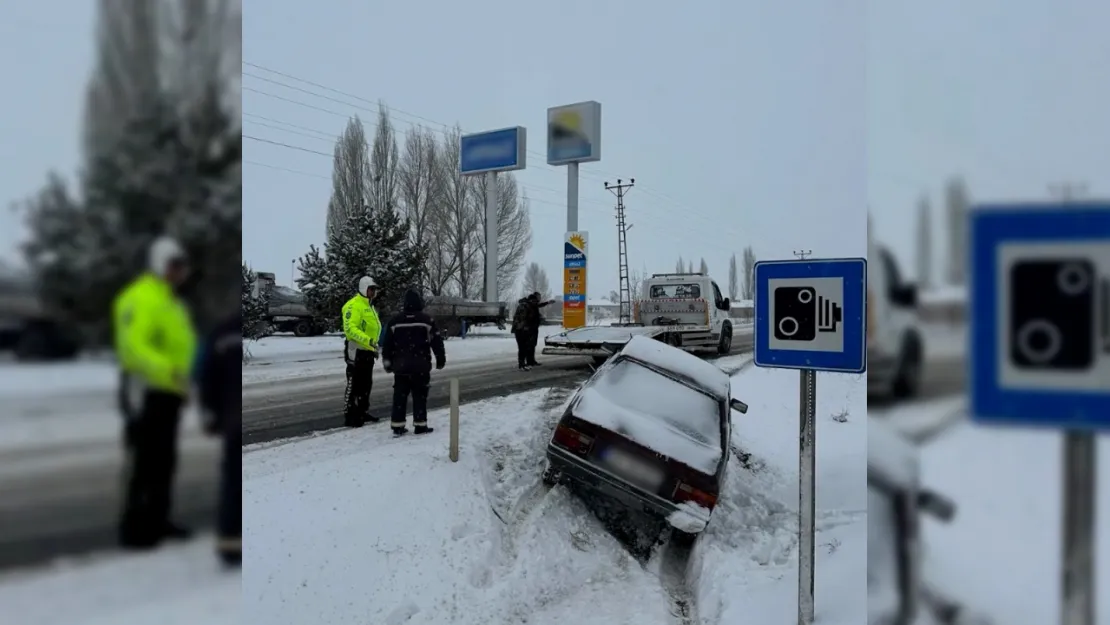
xmin=392 ymin=426 xmax=408 ymax=438
xmin=414 ymin=425 xmax=434 ymax=435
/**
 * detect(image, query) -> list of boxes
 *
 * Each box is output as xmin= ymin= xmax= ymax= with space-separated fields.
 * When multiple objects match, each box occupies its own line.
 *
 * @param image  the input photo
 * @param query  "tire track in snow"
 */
xmin=653 ymin=535 xmax=698 ymax=625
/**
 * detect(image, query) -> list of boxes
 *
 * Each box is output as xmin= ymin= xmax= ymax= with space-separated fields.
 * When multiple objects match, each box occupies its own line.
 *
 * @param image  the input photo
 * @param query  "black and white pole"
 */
xmin=798 ymin=369 xmax=817 ymax=625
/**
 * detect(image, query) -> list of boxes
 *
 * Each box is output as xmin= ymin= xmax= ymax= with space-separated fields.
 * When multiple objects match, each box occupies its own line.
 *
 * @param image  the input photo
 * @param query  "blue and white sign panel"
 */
xmin=969 ymin=202 xmax=1110 ymax=430
xmin=753 ymin=258 xmax=867 ymax=373
xmin=459 ymin=126 xmax=527 ymax=175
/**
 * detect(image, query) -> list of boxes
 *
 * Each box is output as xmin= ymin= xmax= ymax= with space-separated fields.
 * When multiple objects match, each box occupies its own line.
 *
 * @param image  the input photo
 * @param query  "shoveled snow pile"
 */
xmin=668 ymin=502 xmax=711 ymax=533
xmin=573 ymin=358 xmax=723 ymax=474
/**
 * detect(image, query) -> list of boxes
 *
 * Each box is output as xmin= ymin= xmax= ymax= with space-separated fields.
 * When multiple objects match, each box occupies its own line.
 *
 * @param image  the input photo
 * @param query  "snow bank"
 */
xmin=689 ymin=366 xmax=867 ymax=624
xmin=0 ymin=537 xmax=240 ymax=625
xmin=574 ymin=359 xmax=723 ymax=474
xmin=917 ymin=419 xmax=1110 ymax=624
xmin=243 ymin=389 xmax=678 ymax=625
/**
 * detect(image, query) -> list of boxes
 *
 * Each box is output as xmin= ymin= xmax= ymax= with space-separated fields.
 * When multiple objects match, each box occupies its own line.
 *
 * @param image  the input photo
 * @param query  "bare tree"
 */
xmin=944 ymin=176 xmax=970 ymax=286
xmin=367 ymin=102 xmax=400 ymax=213
xmin=520 ymin=262 xmax=551 ymax=300
xmin=675 ymin=256 xmax=684 ymax=273
xmin=470 ymin=174 xmax=532 ymax=298
xmin=741 ymin=245 xmax=757 ymax=300
xmin=326 ymin=116 xmax=371 ymax=239
xmin=699 ymin=258 xmax=709 ymax=275
xmin=915 ymin=194 xmax=933 ymax=289
xmin=628 ymin=268 xmax=644 ymax=300
xmin=397 ymin=125 xmax=444 ymax=254
xmin=728 ymin=253 xmax=739 ymax=299
xmin=438 ymin=126 xmax=481 ymax=297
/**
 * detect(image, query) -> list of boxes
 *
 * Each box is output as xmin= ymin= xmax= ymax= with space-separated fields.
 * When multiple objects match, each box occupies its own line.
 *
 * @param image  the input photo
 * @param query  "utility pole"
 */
xmin=1049 ymin=181 xmax=1088 ymax=201
xmin=605 ymin=178 xmax=635 ymax=324
xmin=793 ymin=250 xmax=812 ymax=260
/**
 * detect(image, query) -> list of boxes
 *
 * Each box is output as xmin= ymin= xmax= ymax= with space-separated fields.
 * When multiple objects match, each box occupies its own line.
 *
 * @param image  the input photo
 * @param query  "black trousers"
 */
xmin=514 ymin=331 xmax=529 ymax=367
xmin=119 ymin=390 xmax=183 ymax=546
xmin=218 ymin=410 xmax=242 ymax=562
xmin=525 ymin=330 xmax=539 ymax=365
xmin=344 ymin=349 xmax=376 ymax=424
xmin=391 ymin=372 xmax=431 ymax=427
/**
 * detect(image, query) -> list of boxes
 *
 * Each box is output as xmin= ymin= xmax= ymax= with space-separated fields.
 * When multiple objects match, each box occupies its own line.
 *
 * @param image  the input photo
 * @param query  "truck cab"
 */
xmin=867 ymin=235 xmax=925 ymax=400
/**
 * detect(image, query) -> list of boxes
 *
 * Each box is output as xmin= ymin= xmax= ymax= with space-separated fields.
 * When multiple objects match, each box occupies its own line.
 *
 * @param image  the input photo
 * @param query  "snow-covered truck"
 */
xmin=423 ymin=296 xmax=509 ymax=338
xmin=0 ymin=268 xmax=81 ymax=361
xmin=254 ymin=272 xmax=328 ymax=337
xmin=542 ymin=272 xmax=736 ymax=362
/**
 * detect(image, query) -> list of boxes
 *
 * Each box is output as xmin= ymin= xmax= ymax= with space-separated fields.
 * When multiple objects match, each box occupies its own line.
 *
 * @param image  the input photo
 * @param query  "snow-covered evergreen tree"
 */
xmin=297 ymin=204 xmax=425 ymax=325
xmin=241 ymin=263 xmax=269 ymax=339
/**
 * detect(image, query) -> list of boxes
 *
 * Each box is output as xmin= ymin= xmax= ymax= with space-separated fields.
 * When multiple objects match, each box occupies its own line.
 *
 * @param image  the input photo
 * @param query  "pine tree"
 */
xmin=297 ymin=204 xmax=425 ymax=325
xmin=241 ymin=263 xmax=270 ymax=339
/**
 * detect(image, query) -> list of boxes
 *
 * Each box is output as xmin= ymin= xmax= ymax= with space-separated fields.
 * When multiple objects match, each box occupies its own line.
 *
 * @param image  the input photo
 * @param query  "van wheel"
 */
xmin=892 ymin=334 xmax=923 ymax=399
xmin=716 ymin=323 xmax=733 ymax=354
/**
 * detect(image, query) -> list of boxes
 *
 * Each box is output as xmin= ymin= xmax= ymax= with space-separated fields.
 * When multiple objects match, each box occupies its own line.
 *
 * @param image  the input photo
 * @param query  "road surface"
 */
xmin=1 ymin=336 xmax=756 ymax=570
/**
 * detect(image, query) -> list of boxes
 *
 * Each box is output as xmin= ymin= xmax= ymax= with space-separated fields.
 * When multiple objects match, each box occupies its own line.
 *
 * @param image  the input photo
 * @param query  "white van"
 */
xmin=868 ymin=232 xmax=925 ymax=399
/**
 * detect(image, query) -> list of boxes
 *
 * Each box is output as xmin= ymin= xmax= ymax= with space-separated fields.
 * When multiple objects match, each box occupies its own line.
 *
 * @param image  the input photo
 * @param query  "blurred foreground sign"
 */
xmin=969 ymin=201 xmax=1110 ymax=430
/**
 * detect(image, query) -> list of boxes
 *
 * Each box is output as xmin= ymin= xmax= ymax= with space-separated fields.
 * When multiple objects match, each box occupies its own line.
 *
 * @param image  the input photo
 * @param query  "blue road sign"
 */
xmin=459 ymin=127 xmax=527 ymax=175
xmin=969 ymin=202 xmax=1110 ymax=430
xmin=753 ymin=258 xmax=867 ymax=373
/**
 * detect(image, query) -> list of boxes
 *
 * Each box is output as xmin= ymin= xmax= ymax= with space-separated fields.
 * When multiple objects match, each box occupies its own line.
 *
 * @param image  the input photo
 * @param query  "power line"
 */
xmin=243 ymin=134 xmax=331 ymax=157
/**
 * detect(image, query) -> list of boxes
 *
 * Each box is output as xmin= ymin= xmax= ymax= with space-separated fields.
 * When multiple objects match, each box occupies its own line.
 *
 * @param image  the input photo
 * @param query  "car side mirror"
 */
xmin=730 ymin=398 xmax=748 ymax=414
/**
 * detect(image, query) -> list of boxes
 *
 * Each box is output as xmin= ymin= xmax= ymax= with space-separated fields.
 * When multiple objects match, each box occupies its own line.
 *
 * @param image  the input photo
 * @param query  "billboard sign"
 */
xmin=459 ymin=127 xmax=527 ymax=175
xmin=547 ymin=101 xmax=601 ymax=166
xmin=563 ymin=231 xmax=589 ymax=328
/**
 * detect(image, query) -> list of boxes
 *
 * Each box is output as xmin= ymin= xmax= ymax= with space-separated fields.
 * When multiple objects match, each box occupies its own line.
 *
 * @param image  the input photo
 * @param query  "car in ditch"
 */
xmin=543 ymin=334 xmax=748 ymax=540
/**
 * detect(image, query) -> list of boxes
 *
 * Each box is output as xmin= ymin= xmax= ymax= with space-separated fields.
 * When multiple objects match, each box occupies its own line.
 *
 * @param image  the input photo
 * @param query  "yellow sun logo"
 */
xmin=569 ymin=234 xmax=586 ymax=251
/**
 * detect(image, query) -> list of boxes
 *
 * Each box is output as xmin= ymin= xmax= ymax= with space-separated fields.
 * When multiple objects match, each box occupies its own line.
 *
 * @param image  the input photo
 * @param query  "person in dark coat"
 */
xmin=522 ymin=292 xmax=555 ymax=368
xmin=379 ymin=289 xmax=447 ymax=437
xmin=195 ymin=311 xmax=242 ymax=567
xmin=510 ymin=297 xmax=533 ymax=370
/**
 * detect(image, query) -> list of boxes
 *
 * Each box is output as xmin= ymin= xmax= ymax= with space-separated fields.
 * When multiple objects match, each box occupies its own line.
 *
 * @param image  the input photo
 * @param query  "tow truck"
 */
xmin=542 ymin=272 xmax=736 ymax=363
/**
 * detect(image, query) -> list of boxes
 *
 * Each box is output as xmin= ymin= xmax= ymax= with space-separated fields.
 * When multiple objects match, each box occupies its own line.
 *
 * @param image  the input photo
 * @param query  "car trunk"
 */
xmin=554 ymin=414 xmax=722 ymax=510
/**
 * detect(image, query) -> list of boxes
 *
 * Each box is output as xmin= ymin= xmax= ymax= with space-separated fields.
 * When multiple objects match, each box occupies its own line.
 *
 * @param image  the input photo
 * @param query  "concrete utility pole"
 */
xmin=793 ymin=250 xmax=812 ymax=260
xmin=605 ymin=178 xmax=635 ymax=324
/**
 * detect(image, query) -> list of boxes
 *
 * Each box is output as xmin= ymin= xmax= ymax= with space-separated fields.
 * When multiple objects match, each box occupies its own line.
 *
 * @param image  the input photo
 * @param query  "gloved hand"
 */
xmin=435 ymin=359 xmax=445 ymax=370
xmin=202 ymin=411 xmax=221 ymax=436
xmin=382 ymin=358 xmax=393 ymax=373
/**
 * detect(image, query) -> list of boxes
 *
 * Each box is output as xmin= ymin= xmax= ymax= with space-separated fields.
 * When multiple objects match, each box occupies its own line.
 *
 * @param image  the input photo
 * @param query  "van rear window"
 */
xmin=649 ymin=283 xmax=701 ymax=299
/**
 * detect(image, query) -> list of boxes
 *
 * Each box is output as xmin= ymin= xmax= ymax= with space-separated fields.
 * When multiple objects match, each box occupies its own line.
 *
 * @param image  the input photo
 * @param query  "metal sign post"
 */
xmin=798 ymin=368 xmax=817 ymax=624
xmin=458 ymin=126 xmax=528 ymax=303
xmin=752 ymin=257 xmax=868 ymax=625
xmin=968 ymin=202 xmax=1110 ymax=625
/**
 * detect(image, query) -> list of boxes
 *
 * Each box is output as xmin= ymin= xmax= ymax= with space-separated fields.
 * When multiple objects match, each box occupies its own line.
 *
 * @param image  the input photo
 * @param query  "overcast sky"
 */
xmin=869 ymin=0 xmax=1110 ymax=278
xmin=4 ymin=2 xmax=1106 ymax=294
xmin=243 ymin=0 xmax=867 ymax=295
xmin=0 ymin=2 xmax=95 ymax=267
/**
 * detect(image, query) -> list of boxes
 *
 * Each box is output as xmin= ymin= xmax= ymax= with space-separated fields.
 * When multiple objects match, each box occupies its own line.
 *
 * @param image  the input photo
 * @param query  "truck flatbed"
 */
xmin=542 ymin=324 xmax=715 ymax=357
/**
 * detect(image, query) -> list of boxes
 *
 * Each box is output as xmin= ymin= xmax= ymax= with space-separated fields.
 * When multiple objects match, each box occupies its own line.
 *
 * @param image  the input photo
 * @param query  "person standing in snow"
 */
xmin=111 ymin=236 xmax=197 ymax=549
xmin=194 ymin=308 xmax=242 ymax=567
xmin=342 ymin=276 xmax=382 ymax=426
xmin=510 ymin=296 xmax=533 ymax=370
xmin=522 ymin=292 xmax=555 ymax=368
xmin=379 ymin=288 xmax=446 ymax=437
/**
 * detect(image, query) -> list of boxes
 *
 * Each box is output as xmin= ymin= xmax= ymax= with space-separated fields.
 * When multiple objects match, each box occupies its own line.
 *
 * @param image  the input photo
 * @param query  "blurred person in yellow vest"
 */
xmin=342 ymin=275 xmax=382 ymax=427
xmin=111 ymin=236 xmax=198 ymax=550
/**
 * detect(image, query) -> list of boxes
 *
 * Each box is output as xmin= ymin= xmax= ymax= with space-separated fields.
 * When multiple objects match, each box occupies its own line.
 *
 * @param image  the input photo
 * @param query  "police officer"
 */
xmin=195 ymin=309 xmax=242 ymax=567
xmin=379 ymin=288 xmax=446 ymax=437
xmin=111 ymin=236 xmax=197 ymax=549
xmin=342 ymin=276 xmax=382 ymax=426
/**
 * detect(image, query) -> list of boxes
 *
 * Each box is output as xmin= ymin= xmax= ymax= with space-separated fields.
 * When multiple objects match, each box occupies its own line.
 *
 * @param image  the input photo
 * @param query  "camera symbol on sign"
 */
xmin=773 ymin=286 xmax=842 ymax=341
xmin=1009 ymin=258 xmax=1109 ymax=370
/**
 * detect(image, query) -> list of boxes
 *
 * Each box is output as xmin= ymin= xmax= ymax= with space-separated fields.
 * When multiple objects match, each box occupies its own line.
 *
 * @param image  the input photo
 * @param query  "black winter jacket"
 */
xmin=379 ymin=289 xmax=447 ymax=375
xmin=196 ymin=312 xmax=242 ymax=433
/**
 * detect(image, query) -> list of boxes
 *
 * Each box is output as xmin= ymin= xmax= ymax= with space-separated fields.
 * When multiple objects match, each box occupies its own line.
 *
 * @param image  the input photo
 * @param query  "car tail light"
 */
xmin=673 ymin=481 xmax=718 ymax=509
xmin=552 ymin=424 xmax=594 ymax=455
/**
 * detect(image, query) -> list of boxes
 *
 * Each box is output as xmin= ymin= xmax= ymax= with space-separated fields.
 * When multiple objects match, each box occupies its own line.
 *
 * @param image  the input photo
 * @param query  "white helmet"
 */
xmin=358 ymin=276 xmax=378 ymax=296
xmin=148 ymin=236 xmax=187 ymax=277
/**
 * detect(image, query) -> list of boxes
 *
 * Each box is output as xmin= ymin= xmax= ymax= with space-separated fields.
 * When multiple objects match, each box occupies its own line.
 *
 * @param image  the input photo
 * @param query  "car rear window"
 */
xmin=587 ymin=359 xmax=722 ymax=447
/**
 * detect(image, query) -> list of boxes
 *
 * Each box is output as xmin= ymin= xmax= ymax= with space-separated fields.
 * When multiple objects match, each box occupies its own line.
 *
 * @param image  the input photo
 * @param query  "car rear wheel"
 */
xmin=671 ymin=528 xmax=698 ymax=547
xmin=542 ymin=466 xmax=559 ymax=486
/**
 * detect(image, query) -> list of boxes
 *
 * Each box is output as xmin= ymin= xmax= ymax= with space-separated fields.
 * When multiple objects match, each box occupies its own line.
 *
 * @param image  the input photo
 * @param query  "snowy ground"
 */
xmin=874 ymin=398 xmax=1110 ymax=624
xmin=0 ymin=537 xmax=240 ymax=625
xmin=242 ymin=354 xmax=865 ymax=624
